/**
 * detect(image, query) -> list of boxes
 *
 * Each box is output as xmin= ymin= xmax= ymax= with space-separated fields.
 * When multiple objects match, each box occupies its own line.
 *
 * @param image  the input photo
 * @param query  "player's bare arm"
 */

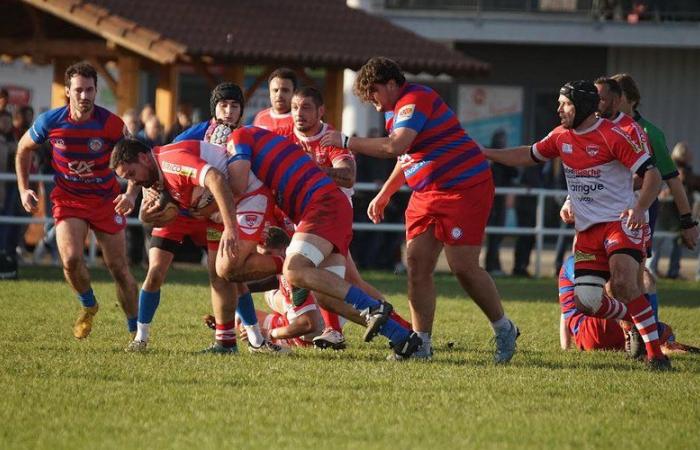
xmin=15 ymin=130 xmax=41 ymax=213
xmin=622 ymin=166 xmax=661 ymax=229
xmin=204 ymin=168 xmax=239 ymax=259
xmin=559 ymin=197 xmax=575 ymax=224
xmin=321 ymin=127 xmax=417 ymax=158
xmin=560 ymin=315 xmax=572 ymax=350
xmin=113 ymin=181 xmax=141 ymax=215
xmin=482 ymin=145 xmax=539 ymax=168
xmin=323 ymin=158 xmax=356 ymax=188
xmin=368 ymin=160 xmax=405 ymax=224
xmin=225 ymin=158 xmax=251 ymax=199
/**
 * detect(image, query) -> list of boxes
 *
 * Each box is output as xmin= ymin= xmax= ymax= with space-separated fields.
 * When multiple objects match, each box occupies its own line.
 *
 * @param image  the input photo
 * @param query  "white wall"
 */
xmin=0 ymin=60 xmax=52 ymax=113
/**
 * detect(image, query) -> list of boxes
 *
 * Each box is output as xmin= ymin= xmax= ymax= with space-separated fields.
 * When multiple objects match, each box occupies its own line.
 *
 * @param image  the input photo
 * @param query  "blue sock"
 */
xmin=236 ymin=291 xmax=258 ymax=326
xmin=77 ymin=288 xmax=96 ymax=308
xmin=344 ymin=286 xmax=410 ymax=343
xmin=138 ymin=289 xmax=161 ymax=324
xmin=645 ymin=293 xmax=659 ymax=322
xmin=344 ymin=285 xmax=381 ymax=310
xmin=127 ymin=317 xmax=137 ymax=333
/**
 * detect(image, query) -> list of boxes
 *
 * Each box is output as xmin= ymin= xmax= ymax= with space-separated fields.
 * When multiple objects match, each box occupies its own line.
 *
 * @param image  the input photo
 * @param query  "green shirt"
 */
xmin=634 ymin=112 xmax=679 ymax=180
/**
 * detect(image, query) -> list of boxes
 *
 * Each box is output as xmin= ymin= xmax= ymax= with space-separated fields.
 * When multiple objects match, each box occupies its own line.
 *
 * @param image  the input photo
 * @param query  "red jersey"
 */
xmin=252 ymin=108 xmax=293 ymax=135
xmin=29 ymin=105 xmax=124 ymax=199
xmin=532 ymin=118 xmax=650 ymax=231
xmin=386 ymin=83 xmax=491 ymax=193
xmin=289 ymin=122 xmax=354 ymax=199
xmin=611 ymin=112 xmax=652 ymax=155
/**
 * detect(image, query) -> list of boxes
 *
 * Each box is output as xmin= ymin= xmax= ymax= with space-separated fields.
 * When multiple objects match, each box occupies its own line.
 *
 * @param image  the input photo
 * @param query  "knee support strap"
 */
xmin=286 ymin=239 xmax=324 ymax=267
xmin=574 ymin=275 xmax=605 ymax=312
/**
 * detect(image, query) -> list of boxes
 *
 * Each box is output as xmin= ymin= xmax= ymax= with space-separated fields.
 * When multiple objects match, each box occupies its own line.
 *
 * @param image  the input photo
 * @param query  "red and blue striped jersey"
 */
xmin=387 ymin=83 xmax=491 ymax=192
xmin=559 ymin=256 xmax=584 ymax=337
xmin=226 ymin=126 xmax=336 ymax=223
xmin=29 ymin=105 xmax=124 ymax=199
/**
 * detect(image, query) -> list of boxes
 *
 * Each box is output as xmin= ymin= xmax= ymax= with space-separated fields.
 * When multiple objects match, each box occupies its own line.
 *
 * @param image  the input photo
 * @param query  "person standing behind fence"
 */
xmin=322 ymin=56 xmax=520 ymax=362
xmin=15 ymin=61 xmax=138 ymax=340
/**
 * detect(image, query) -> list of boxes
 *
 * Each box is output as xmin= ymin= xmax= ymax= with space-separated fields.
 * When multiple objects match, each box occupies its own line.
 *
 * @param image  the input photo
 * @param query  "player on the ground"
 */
xmin=252 ymin=68 xmax=296 ymax=134
xmin=484 ymin=80 xmax=670 ymax=370
xmin=15 ymin=61 xmax=138 ymax=340
xmin=110 ymin=137 xmax=288 ymax=354
xmin=321 ymin=57 xmax=519 ymax=362
xmin=125 ymin=83 xmax=281 ymax=353
xmin=225 ymin=124 xmax=421 ymax=359
xmin=558 ymin=255 xmax=698 ymax=354
xmin=289 ymin=86 xmax=402 ymax=350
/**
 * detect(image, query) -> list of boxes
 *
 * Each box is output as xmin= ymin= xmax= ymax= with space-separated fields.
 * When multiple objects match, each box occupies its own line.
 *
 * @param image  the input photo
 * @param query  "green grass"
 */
xmin=2 ymin=266 xmax=699 ymax=449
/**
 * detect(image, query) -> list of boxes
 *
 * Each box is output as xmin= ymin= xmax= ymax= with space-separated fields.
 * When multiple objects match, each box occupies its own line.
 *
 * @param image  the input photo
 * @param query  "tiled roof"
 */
xmin=87 ymin=0 xmax=489 ymax=75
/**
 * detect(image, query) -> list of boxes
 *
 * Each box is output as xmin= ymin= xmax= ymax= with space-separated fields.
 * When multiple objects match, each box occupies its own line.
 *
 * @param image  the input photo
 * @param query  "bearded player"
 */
xmin=484 ymin=80 xmax=670 ymax=370
xmin=16 ymin=61 xmax=138 ymax=340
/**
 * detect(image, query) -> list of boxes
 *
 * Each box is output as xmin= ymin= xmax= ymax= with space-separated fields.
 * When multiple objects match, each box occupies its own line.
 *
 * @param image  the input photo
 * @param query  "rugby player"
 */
xmin=322 ymin=57 xmax=519 ymax=362
xmin=16 ymin=61 xmax=138 ymax=340
xmin=484 ymin=80 xmax=670 ymax=370
xmin=252 ymin=68 xmax=296 ymax=134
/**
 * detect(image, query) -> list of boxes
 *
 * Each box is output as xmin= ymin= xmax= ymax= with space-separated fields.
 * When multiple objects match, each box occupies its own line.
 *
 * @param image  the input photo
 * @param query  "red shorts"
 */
xmin=51 ymin=190 xmax=125 ymax=234
xmin=574 ymin=219 xmax=650 ymax=274
xmin=405 ymin=178 xmax=494 ymax=245
xmin=151 ymin=214 xmax=208 ymax=247
xmin=295 ymin=189 xmax=353 ymax=256
xmin=574 ymin=317 xmax=626 ymax=351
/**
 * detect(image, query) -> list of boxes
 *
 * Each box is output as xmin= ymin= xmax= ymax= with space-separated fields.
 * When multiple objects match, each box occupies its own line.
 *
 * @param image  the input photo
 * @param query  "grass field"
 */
xmin=2 ymin=265 xmax=699 ymax=449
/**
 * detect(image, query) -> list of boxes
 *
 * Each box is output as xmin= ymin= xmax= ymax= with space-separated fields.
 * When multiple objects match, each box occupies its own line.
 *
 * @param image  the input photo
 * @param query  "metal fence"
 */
xmin=0 ymin=173 xmax=682 ymax=277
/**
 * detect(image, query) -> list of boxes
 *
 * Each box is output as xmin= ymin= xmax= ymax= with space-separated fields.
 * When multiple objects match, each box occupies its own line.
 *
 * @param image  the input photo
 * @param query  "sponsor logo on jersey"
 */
xmin=562 ymin=143 xmax=573 ymax=154
xmin=52 ymin=138 xmax=66 ymax=150
xmin=396 ymin=104 xmax=415 ymax=123
xmin=574 ymin=250 xmax=596 ymax=262
xmin=585 ymin=145 xmax=599 ymax=157
xmin=207 ymin=227 xmax=222 ymax=241
xmin=88 ymin=137 xmax=104 ymax=152
xmin=68 ymin=160 xmax=95 ymax=178
xmin=162 ymin=161 xmax=197 ymax=178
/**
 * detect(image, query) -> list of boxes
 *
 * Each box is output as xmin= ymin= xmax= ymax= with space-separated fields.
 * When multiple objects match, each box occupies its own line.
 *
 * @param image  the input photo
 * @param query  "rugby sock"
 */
xmin=291 ymin=287 xmax=310 ymax=307
xmin=236 ymin=292 xmax=258 ymax=326
xmin=77 ymin=288 xmax=97 ymax=308
xmin=390 ymin=311 xmax=412 ymax=330
xmin=645 ymin=293 xmax=659 ymax=322
xmin=343 ymin=286 xmax=411 ymax=343
xmin=215 ymin=320 xmax=237 ymax=348
xmin=127 ymin=317 xmax=137 ymax=334
xmin=416 ymin=331 xmax=432 ymax=351
xmin=593 ymin=295 xmax=630 ymax=321
xmin=490 ymin=315 xmax=513 ymax=333
xmin=319 ymin=307 xmax=343 ymax=332
xmin=135 ymin=289 xmax=161 ymax=341
xmin=626 ymin=294 xmax=664 ymax=359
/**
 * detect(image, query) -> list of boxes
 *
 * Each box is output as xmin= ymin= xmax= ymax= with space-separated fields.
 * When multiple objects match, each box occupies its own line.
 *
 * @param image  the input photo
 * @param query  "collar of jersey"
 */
xmin=293 ymin=122 xmax=328 ymax=143
xmin=573 ymin=118 xmax=603 ymax=135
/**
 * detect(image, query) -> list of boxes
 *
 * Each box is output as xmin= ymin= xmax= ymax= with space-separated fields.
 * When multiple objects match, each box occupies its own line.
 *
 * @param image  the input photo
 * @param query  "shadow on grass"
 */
xmin=16 ymin=265 xmax=700 ymax=309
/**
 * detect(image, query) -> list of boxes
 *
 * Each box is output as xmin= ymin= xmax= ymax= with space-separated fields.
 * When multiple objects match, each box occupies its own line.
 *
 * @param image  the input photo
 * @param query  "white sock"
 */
xmin=491 ymin=315 xmax=512 ymax=333
xmin=416 ymin=331 xmax=432 ymax=349
xmin=245 ymin=324 xmax=265 ymax=347
xmin=135 ymin=322 xmax=151 ymax=342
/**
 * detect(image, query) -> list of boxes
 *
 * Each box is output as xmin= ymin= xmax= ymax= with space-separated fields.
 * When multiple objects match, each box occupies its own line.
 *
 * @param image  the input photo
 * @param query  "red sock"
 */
xmin=626 ymin=295 xmax=663 ymax=359
xmin=389 ymin=311 xmax=412 ymax=330
xmin=593 ymin=295 xmax=631 ymax=321
xmin=319 ymin=307 xmax=343 ymax=332
xmin=215 ymin=320 xmax=237 ymax=348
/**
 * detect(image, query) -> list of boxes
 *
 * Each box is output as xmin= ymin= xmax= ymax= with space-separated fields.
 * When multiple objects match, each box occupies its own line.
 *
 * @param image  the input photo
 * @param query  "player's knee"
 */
xmin=574 ymin=275 xmax=605 ymax=314
xmin=144 ymin=265 xmax=168 ymax=290
xmin=61 ymin=252 xmax=83 ymax=273
xmin=609 ymin=276 xmax=637 ymax=302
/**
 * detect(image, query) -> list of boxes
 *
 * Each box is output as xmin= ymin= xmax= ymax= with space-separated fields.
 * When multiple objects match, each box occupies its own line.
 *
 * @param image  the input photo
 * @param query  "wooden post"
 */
xmin=155 ymin=64 xmax=179 ymax=130
xmin=323 ymin=67 xmax=344 ymax=128
xmin=222 ymin=65 xmax=245 ymax=86
xmin=51 ymin=59 xmax=70 ymax=109
xmin=115 ymin=53 xmax=140 ymax=115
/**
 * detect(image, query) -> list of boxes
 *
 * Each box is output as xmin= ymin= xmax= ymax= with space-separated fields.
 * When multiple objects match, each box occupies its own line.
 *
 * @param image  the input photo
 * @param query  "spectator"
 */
xmin=0 ymin=88 xmax=8 ymax=112
xmin=165 ymin=104 xmax=193 ymax=143
xmin=137 ymin=116 xmax=163 ymax=147
xmin=139 ymin=103 xmax=155 ymax=129
xmin=122 ymin=109 xmax=140 ymax=137
xmin=484 ymin=129 xmax=517 ymax=276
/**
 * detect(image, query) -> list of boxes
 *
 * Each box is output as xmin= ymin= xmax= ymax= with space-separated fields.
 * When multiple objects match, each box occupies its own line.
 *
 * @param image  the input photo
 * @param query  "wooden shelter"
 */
xmin=1 ymin=0 xmax=489 ymax=128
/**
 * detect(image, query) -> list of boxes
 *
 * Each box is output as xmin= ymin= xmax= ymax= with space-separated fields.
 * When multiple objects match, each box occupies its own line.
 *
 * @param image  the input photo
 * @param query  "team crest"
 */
xmin=88 ymin=137 xmax=104 ymax=152
xmin=585 ymin=145 xmax=599 ymax=157
xmin=396 ymin=104 xmax=415 ymax=123
xmin=451 ymin=227 xmax=463 ymax=240
xmin=237 ymin=212 xmax=263 ymax=235
xmin=114 ymin=214 xmax=124 ymax=225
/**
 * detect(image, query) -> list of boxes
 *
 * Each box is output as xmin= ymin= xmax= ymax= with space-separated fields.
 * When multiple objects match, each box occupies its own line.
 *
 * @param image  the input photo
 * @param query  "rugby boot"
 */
xmin=313 ymin=328 xmax=346 ymax=350
xmin=386 ymin=332 xmax=424 ymax=361
xmin=248 ymin=339 xmax=291 ymax=355
xmin=125 ymin=339 xmax=148 ymax=353
xmin=199 ymin=342 xmax=238 ymax=354
xmin=493 ymin=320 xmax=520 ymax=364
xmin=626 ymin=327 xmax=646 ymax=361
xmin=646 ymin=356 xmax=672 ymax=371
xmin=73 ymin=303 xmax=99 ymax=339
xmin=361 ymin=301 xmax=393 ymax=342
